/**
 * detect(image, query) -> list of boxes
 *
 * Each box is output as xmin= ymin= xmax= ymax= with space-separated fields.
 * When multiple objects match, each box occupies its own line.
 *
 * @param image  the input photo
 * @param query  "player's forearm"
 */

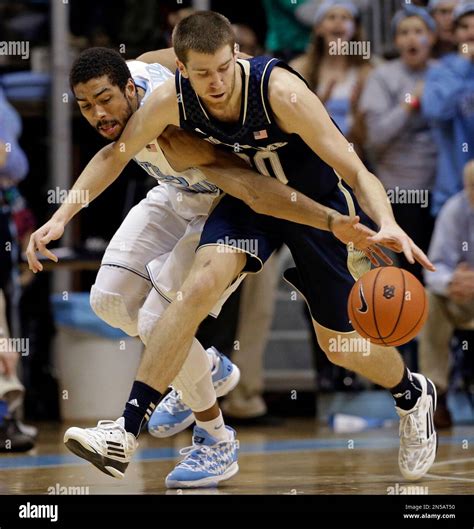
xmin=136 ymin=48 xmax=176 ymax=72
xmin=52 ymin=144 xmax=126 ymax=225
xmin=200 ymin=162 xmax=340 ymax=231
xmin=352 ymin=168 xmax=396 ymax=228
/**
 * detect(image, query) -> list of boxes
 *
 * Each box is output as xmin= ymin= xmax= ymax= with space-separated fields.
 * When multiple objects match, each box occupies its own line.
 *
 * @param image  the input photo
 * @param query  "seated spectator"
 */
xmin=428 ymin=0 xmax=460 ymax=58
xmin=422 ymin=2 xmax=474 ymax=216
xmin=418 ymin=160 xmax=474 ymax=428
xmin=0 ymin=86 xmax=36 ymax=452
xmin=291 ymin=0 xmax=373 ymax=152
xmin=359 ymin=6 xmax=438 ymax=281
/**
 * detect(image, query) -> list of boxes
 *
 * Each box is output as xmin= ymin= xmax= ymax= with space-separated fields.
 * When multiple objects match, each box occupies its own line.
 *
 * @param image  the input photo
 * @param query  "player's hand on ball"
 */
xmin=331 ymin=214 xmax=393 ymax=267
xmin=158 ymin=125 xmax=217 ymax=172
xmin=367 ymin=222 xmax=435 ymax=272
xmin=26 ymin=219 xmax=63 ymax=272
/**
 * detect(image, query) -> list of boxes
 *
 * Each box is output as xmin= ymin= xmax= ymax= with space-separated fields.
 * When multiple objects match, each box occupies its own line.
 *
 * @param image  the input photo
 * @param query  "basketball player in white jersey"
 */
xmin=27 ymin=47 xmax=387 ymax=487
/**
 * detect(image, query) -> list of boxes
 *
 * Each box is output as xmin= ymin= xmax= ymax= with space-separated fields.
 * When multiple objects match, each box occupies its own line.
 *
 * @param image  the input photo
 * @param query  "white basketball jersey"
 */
xmin=127 ymin=60 xmax=219 ymax=195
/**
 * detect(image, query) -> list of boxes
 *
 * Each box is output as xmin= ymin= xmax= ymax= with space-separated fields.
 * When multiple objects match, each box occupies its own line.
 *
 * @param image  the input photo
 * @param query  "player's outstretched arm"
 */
xmin=27 ymin=81 xmax=178 ymax=273
xmin=268 ymin=67 xmax=435 ymax=272
xmin=136 ymin=48 xmax=177 ymax=72
xmin=157 ymin=126 xmax=391 ymax=267
xmin=26 ymin=143 xmax=128 ymax=272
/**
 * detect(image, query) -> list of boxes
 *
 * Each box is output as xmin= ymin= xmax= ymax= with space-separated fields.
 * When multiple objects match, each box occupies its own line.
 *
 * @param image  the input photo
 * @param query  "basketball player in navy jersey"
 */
xmin=27 ymin=46 xmax=387 ymax=488
xmin=28 ymin=11 xmax=437 ymax=485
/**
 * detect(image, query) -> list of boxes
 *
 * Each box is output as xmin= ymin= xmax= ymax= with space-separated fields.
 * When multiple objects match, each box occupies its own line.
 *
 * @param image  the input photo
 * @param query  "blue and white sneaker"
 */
xmin=148 ymin=347 xmax=240 ymax=438
xmin=165 ymin=425 xmax=239 ymax=488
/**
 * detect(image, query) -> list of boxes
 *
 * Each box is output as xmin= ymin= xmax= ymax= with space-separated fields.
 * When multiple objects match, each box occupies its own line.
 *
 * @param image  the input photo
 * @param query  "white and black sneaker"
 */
xmin=64 ymin=417 xmax=137 ymax=479
xmin=396 ymin=373 xmax=437 ymax=481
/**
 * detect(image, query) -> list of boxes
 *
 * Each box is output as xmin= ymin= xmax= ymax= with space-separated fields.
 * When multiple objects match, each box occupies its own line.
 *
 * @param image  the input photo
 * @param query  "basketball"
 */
xmin=348 ymin=267 xmax=428 ymax=347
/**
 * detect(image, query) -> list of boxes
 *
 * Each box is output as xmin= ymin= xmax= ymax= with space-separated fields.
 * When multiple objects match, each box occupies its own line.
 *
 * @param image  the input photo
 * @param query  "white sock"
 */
xmin=195 ymin=411 xmax=230 ymax=442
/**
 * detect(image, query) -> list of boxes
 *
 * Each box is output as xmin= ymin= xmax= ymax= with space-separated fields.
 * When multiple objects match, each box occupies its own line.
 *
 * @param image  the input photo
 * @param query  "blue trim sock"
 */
xmin=122 ymin=381 xmax=163 ymax=437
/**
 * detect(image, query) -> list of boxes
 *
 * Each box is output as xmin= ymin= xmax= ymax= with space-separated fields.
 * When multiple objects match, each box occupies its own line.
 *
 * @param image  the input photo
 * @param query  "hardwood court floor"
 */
xmin=0 ymin=418 xmax=473 ymax=495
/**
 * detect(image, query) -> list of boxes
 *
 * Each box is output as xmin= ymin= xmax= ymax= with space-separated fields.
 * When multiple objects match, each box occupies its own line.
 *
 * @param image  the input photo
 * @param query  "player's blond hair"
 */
xmin=172 ymin=11 xmax=235 ymax=64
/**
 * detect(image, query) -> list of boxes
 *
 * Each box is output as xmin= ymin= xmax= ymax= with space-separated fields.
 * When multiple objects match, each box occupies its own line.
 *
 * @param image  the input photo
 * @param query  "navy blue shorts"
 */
xmin=198 ymin=181 xmax=373 ymax=332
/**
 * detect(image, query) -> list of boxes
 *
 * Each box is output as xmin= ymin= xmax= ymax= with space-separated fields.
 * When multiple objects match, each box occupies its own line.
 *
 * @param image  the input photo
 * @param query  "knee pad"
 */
xmin=90 ymin=285 xmax=138 ymax=337
xmin=172 ymin=339 xmax=216 ymax=412
xmin=137 ymin=308 xmax=157 ymax=346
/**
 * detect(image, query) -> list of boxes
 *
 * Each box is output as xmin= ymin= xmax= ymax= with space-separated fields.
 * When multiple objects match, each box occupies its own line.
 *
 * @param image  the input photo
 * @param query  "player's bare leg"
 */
xmin=313 ymin=322 xmax=404 ymax=387
xmin=314 ymin=321 xmax=437 ymax=481
xmin=136 ymin=245 xmax=247 ymax=391
xmin=64 ymin=254 xmax=245 ymax=485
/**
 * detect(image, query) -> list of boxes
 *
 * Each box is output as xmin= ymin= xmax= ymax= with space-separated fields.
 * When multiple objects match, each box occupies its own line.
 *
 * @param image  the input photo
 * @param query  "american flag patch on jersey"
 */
xmin=146 ymin=143 xmax=157 ymax=152
xmin=253 ymin=129 xmax=268 ymax=140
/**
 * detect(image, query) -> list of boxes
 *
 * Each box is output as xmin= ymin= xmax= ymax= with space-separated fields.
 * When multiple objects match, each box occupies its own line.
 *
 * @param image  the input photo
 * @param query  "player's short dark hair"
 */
xmin=69 ymin=47 xmax=131 ymax=93
xmin=172 ymin=11 xmax=235 ymax=64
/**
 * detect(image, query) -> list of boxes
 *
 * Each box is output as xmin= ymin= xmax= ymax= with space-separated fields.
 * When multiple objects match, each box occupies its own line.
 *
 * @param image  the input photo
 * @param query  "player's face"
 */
xmin=316 ymin=7 xmax=356 ymax=43
xmin=179 ymin=45 xmax=237 ymax=108
xmin=432 ymin=1 xmax=458 ymax=40
xmin=395 ymin=18 xmax=434 ymax=68
xmin=74 ymin=76 xmax=136 ymax=141
xmin=455 ymin=13 xmax=474 ymax=48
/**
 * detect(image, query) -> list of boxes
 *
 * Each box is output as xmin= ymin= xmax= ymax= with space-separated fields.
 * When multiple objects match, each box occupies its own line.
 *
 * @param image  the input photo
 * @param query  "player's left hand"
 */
xmin=331 ymin=215 xmax=393 ymax=267
xmin=158 ymin=125 xmax=217 ymax=172
xmin=367 ymin=222 xmax=436 ymax=272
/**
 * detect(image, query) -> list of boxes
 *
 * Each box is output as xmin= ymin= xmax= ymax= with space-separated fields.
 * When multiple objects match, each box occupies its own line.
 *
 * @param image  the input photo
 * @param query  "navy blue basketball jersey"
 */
xmin=176 ymin=56 xmax=340 ymax=200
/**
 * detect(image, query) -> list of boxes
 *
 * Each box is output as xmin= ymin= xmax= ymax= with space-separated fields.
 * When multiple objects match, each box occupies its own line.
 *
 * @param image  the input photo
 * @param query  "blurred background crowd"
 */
xmin=0 ymin=0 xmax=473 ymax=451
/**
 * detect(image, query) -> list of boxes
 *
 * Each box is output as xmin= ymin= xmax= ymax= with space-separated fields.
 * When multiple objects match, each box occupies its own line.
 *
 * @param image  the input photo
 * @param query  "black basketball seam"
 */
xmin=383 ymin=267 xmax=406 ymax=340
xmin=349 ymin=288 xmax=380 ymax=341
xmin=389 ymin=286 xmax=427 ymax=344
xmin=372 ymin=267 xmax=389 ymax=346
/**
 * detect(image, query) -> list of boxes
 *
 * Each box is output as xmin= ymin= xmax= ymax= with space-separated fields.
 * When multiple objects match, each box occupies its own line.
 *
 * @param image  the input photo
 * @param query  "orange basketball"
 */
xmin=347 ymin=266 xmax=428 ymax=347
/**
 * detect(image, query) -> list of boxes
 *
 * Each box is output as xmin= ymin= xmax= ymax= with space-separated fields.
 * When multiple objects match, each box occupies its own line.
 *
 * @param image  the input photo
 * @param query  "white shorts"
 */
xmin=101 ymin=184 xmax=246 ymax=317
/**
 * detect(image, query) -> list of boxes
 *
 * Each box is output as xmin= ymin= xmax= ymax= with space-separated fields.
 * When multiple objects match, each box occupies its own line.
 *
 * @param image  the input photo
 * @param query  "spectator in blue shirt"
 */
xmin=418 ymin=159 xmax=474 ymax=428
xmin=422 ymin=2 xmax=474 ymax=215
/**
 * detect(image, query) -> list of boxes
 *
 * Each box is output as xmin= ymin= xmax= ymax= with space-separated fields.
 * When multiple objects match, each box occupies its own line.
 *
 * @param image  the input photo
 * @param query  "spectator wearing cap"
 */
xmin=422 ymin=2 xmax=474 ymax=216
xmin=428 ymin=0 xmax=460 ymax=58
xmin=359 ymin=6 xmax=438 ymax=282
xmin=290 ymin=0 xmax=374 ymax=153
xmin=418 ymin=160 xmax=474 ymax=428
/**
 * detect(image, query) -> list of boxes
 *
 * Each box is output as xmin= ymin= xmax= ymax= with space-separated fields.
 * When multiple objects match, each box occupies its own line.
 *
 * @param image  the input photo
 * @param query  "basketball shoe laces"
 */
xmin=177 ymin=439 xmax=238 ymax=472
xmin=161 ymin=391 xmax=184 ymax=416
xmin=399 ymin=411 xmax=430 ymax=464
xmin=85 ymin=420 xmax=136 ymax=453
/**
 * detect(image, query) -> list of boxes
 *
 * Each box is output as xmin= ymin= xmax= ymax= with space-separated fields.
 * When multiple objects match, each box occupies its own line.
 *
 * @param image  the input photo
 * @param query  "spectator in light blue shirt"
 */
xmin=422 ymin=2 xmax=474 ymax=215
xmin=418 ymin=159 xmax=474 ymax=429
